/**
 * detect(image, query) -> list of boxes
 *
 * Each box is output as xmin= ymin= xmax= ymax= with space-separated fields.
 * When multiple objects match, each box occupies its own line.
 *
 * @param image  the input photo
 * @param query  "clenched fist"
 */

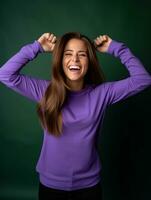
xmin=37 ymin=33 xmax=57 ymax=52
xmin=94 ymin=35 xmax=112 ymax=53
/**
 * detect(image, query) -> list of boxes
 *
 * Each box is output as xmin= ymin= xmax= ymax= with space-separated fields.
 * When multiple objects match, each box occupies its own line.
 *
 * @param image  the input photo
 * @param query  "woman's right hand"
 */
xmin=37 ymin=33 xmax=57 ymax=52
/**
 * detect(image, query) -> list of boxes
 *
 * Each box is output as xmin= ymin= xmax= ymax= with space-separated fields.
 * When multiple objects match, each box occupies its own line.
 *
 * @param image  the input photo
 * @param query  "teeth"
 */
xmin=69 ymin=65 xmax=80 ymax=70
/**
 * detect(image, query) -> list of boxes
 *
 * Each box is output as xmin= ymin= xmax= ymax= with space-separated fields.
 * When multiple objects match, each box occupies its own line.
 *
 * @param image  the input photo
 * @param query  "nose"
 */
xmin=71 ymin=54 xmax=79 ymax=62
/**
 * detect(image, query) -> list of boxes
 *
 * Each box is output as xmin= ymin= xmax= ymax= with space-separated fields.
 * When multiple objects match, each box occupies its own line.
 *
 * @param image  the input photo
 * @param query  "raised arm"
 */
xmin=0 ymin=33 xmax=56 ymax=102
xmin=94 ymin=35 xmax=151 ymax=105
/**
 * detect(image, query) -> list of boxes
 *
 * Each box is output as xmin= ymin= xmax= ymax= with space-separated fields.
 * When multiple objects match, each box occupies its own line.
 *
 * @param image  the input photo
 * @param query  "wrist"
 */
xmin=36 ymin=40 xmax=45 ymax=53
xmin=107 ymin=40 xmax=125 ymax=57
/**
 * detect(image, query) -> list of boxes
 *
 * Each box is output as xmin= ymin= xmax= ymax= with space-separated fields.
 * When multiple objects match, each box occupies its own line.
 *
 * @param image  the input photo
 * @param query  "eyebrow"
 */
xmin=64 ymin=50 xmax=87 ymax=53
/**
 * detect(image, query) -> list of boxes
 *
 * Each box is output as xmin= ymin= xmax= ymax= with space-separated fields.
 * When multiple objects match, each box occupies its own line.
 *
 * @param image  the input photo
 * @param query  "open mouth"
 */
xmin=69 ymin=65 xmax=81 ymax=71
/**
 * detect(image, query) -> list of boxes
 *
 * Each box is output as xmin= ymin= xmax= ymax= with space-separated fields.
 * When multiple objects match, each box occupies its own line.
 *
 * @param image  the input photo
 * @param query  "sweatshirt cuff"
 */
xmin=35 ymin=40 xmax=45 ymax=53
xmin=107 ymin=40 xmax=125 ymax=57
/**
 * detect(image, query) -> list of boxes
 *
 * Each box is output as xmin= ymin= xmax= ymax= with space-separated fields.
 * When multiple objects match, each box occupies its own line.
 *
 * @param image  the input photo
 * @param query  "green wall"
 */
xmin=0 ymin=0 xmax=151 ymax=199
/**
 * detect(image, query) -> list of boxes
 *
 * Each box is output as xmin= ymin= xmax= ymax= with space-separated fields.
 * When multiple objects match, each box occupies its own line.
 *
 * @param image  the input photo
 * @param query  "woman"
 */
xmin=0 ymin=32 xmax=151 ymax=200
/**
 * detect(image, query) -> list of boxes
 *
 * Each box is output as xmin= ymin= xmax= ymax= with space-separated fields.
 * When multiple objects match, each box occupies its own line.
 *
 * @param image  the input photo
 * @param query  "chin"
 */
xmin=68 ymin=77 xmax=83 ymax=81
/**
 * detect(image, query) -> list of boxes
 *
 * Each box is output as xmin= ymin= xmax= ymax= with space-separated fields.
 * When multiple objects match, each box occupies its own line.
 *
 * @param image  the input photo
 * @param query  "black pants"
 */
xmin=38 ymin=182 xmax=103 ymax=200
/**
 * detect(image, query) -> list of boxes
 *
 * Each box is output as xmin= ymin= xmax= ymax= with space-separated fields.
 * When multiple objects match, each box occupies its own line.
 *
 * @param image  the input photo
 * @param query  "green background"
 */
xmin=0 ymin=0 xmax=151 ymax=199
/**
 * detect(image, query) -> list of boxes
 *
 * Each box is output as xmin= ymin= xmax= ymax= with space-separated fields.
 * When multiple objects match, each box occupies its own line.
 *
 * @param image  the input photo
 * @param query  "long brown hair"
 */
xmin=37 ymin=32 xmax=105 ymax=137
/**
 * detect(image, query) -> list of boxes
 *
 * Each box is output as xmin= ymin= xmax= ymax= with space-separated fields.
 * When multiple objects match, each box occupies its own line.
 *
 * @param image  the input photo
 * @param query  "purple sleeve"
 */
xmin=101 ymin=40 xmax=151 ymax=105
xmin=0 ymin=40 xmax=49 ymax=102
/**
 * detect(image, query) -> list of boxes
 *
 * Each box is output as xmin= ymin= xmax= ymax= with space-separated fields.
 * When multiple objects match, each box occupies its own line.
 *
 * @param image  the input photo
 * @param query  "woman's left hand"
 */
xmin=94 ymin=35 xmax=112 ymax=53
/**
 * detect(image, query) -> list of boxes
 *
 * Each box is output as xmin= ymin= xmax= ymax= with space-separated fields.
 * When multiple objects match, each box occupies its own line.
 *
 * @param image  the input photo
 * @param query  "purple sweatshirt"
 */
xmin=0 ymin=40 xmax=151 ymax=191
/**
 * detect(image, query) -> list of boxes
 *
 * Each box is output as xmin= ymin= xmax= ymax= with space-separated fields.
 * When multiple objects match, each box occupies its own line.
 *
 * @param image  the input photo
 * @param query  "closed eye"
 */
xmin=63 ymin=52 xmax=87 ymax=57
xmin=64 ymin=53 xmax=72 ymax=56
xmin=79 ymin=54 xmax=87 ymax=57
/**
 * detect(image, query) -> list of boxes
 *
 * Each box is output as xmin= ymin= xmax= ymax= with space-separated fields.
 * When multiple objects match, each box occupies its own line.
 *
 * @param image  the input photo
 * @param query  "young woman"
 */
xmin=0 ymin=32 xmax=151 ymax=200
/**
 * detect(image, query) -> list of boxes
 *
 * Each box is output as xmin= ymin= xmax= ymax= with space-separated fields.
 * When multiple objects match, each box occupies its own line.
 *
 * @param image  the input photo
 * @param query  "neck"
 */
xmin=66 ymin=80 xmax=85 ymax=91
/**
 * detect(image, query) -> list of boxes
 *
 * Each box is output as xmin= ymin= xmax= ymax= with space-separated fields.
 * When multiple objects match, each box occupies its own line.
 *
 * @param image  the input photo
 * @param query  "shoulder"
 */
xmin=88 ymin=82 xmax=111 ymax=99
xmin=90 ymin=82 xmax=110 ymax=93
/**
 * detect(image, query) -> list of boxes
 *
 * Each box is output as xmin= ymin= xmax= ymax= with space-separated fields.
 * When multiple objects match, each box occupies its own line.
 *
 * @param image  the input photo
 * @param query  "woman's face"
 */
xmin=62 ymin=38 xmax=89 ymax=84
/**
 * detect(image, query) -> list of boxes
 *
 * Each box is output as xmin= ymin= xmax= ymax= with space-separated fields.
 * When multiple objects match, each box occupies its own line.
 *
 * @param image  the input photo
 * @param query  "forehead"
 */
xmin=64 ymin=38 xmax=87 ymax=51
